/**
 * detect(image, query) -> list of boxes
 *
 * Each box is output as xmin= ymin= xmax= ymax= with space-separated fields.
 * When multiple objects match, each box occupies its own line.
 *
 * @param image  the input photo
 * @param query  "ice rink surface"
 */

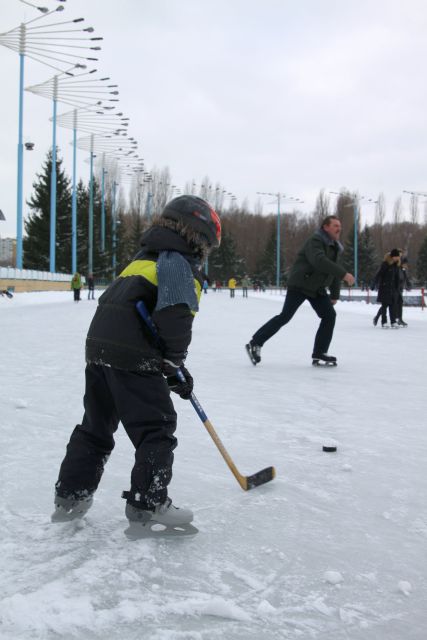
xmin=1 ymin=289 xmax=426 ymax=639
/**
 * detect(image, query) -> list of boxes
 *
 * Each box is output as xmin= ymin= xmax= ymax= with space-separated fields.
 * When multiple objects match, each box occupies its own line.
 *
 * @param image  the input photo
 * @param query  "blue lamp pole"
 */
xmin=55 ymin=106 xmax=128 ymax=272
xmin=353 ymin=200 xmax=359 ymax=287
xmin=0 ymin=1 xmax=70 ymax=268
xmin=101 ymin=157 xmax=106 ymax=252
xmin=112 ymin=180 xmax=118 ymax=279
xmin=71 ymin=113 xmax=77 ymax=273
xmin=16 ymin=48 xmax=25 ymax=269
xmin=50 ymin=80 xmax=58 ymax=272
xmin=76 ymin=134 xmax=139 ymax=275
xmin=330 ymin=191 xmax=377 ymax=288
xmin=257 ymin=191 xmax=304 ymax=287
xmin=88 ymin=135 xmax=95 ymax=274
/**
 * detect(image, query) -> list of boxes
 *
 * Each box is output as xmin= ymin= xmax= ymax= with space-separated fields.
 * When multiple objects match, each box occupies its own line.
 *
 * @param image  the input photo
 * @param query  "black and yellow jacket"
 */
xmin=86 ymin=226 xmax=203 ymax=374
xmin=287 ymin=229 xmax=346 ymax=299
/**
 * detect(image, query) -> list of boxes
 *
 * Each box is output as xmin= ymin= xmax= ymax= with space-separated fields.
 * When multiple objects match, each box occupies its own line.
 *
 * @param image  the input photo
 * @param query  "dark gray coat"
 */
xmin=287 ymin=229 xmax=346 ymax=299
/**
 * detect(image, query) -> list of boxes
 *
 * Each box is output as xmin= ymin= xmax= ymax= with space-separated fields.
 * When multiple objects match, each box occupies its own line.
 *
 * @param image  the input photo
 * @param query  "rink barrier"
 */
xmin=222 ymin=286 xmax=426 ymax=308
xmin=0 ymin=267 xmax=83 ymax=293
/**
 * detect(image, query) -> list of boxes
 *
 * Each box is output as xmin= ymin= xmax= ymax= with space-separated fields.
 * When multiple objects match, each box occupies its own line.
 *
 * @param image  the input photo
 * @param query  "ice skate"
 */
xmin=312 ymin=353 xmax=337 ymax=367
xmin=51 ymin=495 xmax=93 ymax=522
xmin=124 ymin=498 xmax=198 ymax=539
xmin=397 ymin=320 xmax=407 ymax=327
xmin=381 ymin=323 xmax=389 ymax=329
xmin=373 ymin=316 xmax=379 ymax=326
xmin=245 ymin=341 xmax=261 ymax=365
xmin=390 ymin=323 xmax=400 ymax=329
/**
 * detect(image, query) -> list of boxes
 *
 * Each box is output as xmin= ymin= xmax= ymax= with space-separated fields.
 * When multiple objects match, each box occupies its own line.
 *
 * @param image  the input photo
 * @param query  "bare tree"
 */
xmin=409 ymin=194 xmax=419 ymax=225
xmin=374 ymin=192 xmax=386 ymax=226
xmin=253 ymin=196 xmax=263 ymax=216
xmin=392 ymin=196 xmax=403 ymax=224
xmin=314 ymin=188 xmax=330 ymax=225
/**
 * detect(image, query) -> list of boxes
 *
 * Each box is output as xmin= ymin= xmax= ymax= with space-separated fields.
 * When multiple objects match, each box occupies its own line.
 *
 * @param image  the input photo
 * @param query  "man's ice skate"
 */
xmin=312 ymin=353 xmax=337 ymax=367
xmin=51 ymin=495 xmax=93 ymax=522
xmin=373 ymin=316 xmax=379 ymax=326
xmin=390 ymin=323 xmax=400 ymax=329
xmin=124 ymin=498 xmax=198 ymax=539
xmin=381 ymin=323 xmax=389 ymax=329
xmin=245 ymin=340 xmax=261 ymax=365
xmin=397 ymin=319 xmax=408 ymax=327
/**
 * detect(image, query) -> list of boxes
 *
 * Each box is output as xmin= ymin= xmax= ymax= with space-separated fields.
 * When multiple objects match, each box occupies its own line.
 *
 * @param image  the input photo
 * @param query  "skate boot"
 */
xmin=381 ymin=323 xmax=389 ymax=329
xmin=124 ymin=498 xmax=198 ymax=539
xmin=312 ymin=353 xmax=337 ymax=367
xmin=397 ymin=319 xmax=408 ymax=327
xmin=373 ymin=316 xmax=379 ymax=326
xmin=245 ymin=340 xmax=261 ymax=365
xmin=51 ymin=494 xmax=93 ymax=522
xmin=390 ymin=322 xmax=400 ymax=329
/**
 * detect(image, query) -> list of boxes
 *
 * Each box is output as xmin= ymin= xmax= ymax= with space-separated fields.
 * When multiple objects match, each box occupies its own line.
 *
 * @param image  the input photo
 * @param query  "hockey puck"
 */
xmin=322 ymin=445 xmax=337 ymax=453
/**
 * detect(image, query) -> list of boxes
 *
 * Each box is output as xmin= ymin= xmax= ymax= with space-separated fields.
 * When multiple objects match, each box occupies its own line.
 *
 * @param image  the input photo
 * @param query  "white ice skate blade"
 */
xmin=51 ymin=507 xmax=89 ymax=523
xmin=124 ymin=521 xmax=199 ymax=540
xmin=245 ymin=344 xmax=259 ymax=366
xmin=312 ymin=360 xmax=337 ymax=367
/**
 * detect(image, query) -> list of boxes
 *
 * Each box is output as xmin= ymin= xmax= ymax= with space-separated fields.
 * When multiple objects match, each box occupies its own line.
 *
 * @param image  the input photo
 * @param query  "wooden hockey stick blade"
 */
xmin=245 ymin=466 xmax=276 ymax=490
xmin=203 ymin=418 xmax=276 ymax=491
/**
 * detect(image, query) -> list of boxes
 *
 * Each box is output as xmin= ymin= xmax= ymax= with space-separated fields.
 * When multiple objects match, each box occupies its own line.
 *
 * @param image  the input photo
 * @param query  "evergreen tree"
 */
xmin=342 ymin=224 xmax=377 ymax=287
xmin=255 ymin=221 xmax=285 ymax=285
xmin=358 ymin=225 xmax=378 ymax=287
xmin=24 ymin=149 xmax=71 ymax=272
xmin=416 ymin=234 xmax=427 ymax=284
xmin=76 ymin=178 xmax=119 ymax=280
xmin=209 ymin=230 xmax=244 ymax=282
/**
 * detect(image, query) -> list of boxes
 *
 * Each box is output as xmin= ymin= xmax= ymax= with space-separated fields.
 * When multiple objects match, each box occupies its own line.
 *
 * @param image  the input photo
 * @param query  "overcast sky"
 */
xmin=1 ymin=0 xmax=427 ymax=239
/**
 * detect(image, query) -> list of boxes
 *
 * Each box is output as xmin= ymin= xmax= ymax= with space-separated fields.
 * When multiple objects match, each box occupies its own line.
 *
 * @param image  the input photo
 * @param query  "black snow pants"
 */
xmin=252 ymin=288 xmax=336 ymax=356
xmin=55 ymin=363 xmax=177 ymax=510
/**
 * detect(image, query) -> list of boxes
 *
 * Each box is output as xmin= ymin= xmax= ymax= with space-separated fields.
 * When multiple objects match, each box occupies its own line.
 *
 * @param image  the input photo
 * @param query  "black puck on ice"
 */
xmin=322 ymin=445 xmax=337 ymax=453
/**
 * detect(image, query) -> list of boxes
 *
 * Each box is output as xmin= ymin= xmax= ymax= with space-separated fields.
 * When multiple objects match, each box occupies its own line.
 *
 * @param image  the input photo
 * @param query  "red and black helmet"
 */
xmin=161 ymin=195 xmax=221 ymax=248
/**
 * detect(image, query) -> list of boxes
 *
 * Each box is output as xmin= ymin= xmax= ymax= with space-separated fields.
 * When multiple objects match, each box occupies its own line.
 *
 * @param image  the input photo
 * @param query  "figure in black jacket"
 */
xmin=246 ymin=216 xmax=355 ymax=366
xmin=371 ymin=249 xmax=401 ymax=328
xmin=396 ymin=256 xmax=411 ymax=326
xmin=52 ymin=196 xmax=221 ymax=534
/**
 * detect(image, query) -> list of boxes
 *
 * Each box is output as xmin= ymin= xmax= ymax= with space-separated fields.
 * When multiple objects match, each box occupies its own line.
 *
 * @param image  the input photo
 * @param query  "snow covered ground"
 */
xmin=1 ymin=288 xmax=426 ymax=640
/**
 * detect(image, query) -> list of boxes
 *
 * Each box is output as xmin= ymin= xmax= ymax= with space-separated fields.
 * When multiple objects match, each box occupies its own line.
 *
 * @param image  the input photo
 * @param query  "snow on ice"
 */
xmin=1 ymin=289 xmax=427 ymax=639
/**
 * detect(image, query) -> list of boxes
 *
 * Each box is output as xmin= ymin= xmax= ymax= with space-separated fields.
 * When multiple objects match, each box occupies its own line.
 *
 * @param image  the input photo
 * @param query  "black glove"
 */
xmin=166 ymin=366 xmax=193 ymax=400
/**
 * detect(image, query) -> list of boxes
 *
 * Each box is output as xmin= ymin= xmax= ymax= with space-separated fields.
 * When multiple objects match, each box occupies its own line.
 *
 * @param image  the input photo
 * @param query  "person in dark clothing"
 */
xmin=246 ymin=216 xmax=355 ymax=365
xmin=396 ymin=256 xmax=411 ymax=326
xmin=87 ymin=273 xmax=95 ymax=300
xmin=371 ymin=249 xmax=401 ymax=328
xmin=52 ymin=196 xmax=221 ymax=533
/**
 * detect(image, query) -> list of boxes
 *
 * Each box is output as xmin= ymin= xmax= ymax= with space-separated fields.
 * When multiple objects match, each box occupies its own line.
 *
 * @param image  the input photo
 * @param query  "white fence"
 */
xmin=0 ymin=267 xmax=73 ymax=281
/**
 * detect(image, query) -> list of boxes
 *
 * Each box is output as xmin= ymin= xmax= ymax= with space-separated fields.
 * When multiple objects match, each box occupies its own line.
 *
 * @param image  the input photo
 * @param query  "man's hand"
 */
xmin=343 ymin=273 xmax=355 ymax=286
xmin=166 ymin=366 xmax=194 ymax=400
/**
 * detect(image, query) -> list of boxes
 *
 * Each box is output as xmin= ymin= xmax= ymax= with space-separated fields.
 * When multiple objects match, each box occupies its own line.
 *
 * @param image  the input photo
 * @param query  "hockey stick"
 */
xmin=136 ymin=301 xmax=275 ymax=491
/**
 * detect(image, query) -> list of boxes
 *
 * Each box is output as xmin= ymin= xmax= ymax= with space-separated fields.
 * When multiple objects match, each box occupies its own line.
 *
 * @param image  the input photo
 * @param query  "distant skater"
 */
xmin=245 ymin=216 xmax=354 ymax=366
xmin=371 ymin=249 xmax=401 ymax=328
xmin=87 ymin=273 xmax=95 ymax=300
xmin=71 ymin=272 xmax=82 ymax=302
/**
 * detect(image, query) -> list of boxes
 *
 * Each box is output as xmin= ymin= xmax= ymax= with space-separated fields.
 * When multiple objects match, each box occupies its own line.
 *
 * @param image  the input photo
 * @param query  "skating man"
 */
xmin=52 ymin=196 xmax=221 ymax=535
xmin=246 ymin=215 xmax=354 ymax=366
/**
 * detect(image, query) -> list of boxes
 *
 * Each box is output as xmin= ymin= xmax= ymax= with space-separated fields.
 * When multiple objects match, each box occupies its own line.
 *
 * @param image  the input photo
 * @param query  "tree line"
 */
xmin=22 ymin=150 xmax=427 ymax=286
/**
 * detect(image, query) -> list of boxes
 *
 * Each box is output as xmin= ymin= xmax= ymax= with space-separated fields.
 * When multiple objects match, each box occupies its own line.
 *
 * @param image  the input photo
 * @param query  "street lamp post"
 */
xmin=257 ymin=192 xmax=304 ymax=287
xmin=0 ymin=2 xmax=102 ymax=269
xmin=77 ymin=133 xmax=139 ymax=273
xmin=329 ymin=191 xmax=377 ymax=287
xmin=56 ymin=106 xmax=129 ymax=271
xmin=26 ymin=71 xmax=128 ymax=272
